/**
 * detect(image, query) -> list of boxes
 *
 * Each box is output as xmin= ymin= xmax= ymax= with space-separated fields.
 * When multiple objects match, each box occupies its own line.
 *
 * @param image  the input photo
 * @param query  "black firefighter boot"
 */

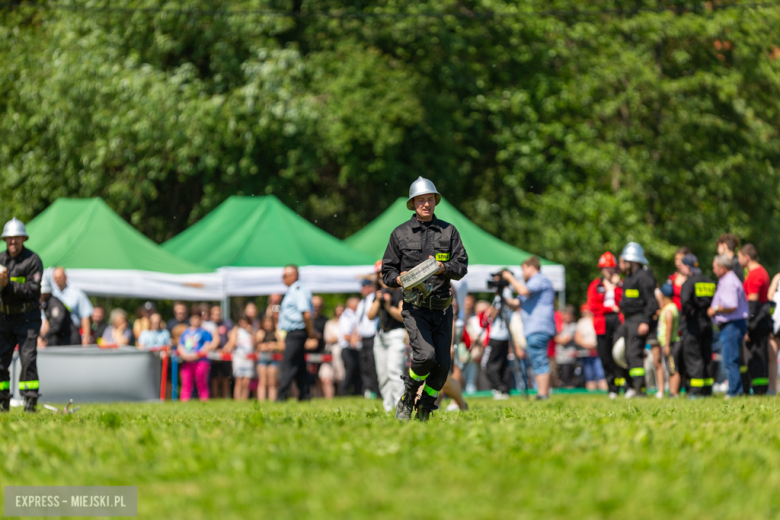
xmin=415 ymin=393 xmax=439 ymax=422
xmin=395 ymin=389 xmax=417 ymax=420
xmin=0 ymin=398 xmax=9 ymax=412
xmin=24 ymin=397 xmax=37 ymax=413
xmin=395 ymin=374 xmax=422 ymax=421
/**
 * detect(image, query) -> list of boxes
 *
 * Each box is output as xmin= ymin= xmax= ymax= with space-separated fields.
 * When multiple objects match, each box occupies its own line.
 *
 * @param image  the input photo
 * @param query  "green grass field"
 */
xmin=2 ymin=395 xmax=780 ymax=519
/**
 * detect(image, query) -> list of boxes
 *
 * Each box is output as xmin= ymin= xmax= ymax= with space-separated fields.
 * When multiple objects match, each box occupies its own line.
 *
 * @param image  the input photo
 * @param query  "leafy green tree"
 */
xmin=2 ymin=0 xmax=780 ymax=303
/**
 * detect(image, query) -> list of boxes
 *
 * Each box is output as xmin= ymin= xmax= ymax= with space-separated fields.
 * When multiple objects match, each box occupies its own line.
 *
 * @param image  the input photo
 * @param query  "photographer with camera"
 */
xmin=483 ymin=270 xmax=521 ymax=399
xmin=501 ymin=257 xmax=556 ymax=400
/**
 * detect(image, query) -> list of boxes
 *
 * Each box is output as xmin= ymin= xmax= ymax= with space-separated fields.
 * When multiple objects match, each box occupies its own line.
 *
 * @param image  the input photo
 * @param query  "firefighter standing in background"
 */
xmin=40 ymin=278 xmax=81 ymax=347
xmin=618 ymin=242 xmax=658 ymax=398
xmin=0 ymin=218 xmax=43 ymax=412
xmin=587 ymin=251 xmax=626 ymax=399
xmin=678 ymin=254 xmax=716 ymax=397
xmin=382 ymin=177 xmax=468 ymax=421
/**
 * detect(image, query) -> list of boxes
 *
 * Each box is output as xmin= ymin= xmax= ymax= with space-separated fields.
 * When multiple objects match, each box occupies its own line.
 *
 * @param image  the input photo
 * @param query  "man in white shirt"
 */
xmin=483 ymin=274 xmax=521 ymax=399
xmin=52 ymin=267 xmax=93 ymax=346
xmin=355 ymin=280 xmax=380 ymax=399
xmin=338 ymin=297 xmax=361 ymax=396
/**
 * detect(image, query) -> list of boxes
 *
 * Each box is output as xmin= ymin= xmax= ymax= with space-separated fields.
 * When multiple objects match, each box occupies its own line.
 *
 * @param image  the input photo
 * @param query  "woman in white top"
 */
xmin=319 ymin=304 xmax=345 ymax=399
xmin=767 ymin=269 xmax=780 ymax=394
xmin=224 ymin=314 xmax=256 ymax=400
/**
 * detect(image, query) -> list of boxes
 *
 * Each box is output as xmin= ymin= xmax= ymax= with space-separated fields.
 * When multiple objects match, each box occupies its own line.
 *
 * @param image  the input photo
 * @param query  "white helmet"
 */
xmin=1 ymin=218 xmax=28 ymax=239
xmin=620 ymin=242 xmax=648 ymax=265
xmin=406 ymin=176 xmax=442 ymax=210
xmin=612 ymin=336 xmax=627 ymax=369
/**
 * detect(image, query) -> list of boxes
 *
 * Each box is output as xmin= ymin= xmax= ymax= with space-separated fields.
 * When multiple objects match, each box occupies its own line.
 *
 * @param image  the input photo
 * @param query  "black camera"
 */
xmin=487 ymin=271 xmax=510 ymax=291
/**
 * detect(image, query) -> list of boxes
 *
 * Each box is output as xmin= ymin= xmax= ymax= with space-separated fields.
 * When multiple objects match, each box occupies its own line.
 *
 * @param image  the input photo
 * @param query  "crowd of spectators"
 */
xmin=35 ymin=261 xmax=609 ymax=402
xmin=40 ymin=235 xmax=780 ymax=402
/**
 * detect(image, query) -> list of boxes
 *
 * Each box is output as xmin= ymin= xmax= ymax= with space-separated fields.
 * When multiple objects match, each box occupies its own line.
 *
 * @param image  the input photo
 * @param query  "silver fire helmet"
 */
xmin=1 ymin=218 xmax=28 ymax=239
xmin=620 ymin=242 xmax=649 ymax=265
xmin=406 ymin=176 xmax=442 ymax=211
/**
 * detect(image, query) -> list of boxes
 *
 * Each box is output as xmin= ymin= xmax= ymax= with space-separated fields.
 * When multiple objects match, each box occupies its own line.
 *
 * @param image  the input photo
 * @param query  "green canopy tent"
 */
xmin=162 ymin=195 xmax=376 ymax=296
xmin=345 ymin=198 xmax=566 ymax=294
xmin=14 ymin=198 xmax=222 ymax=300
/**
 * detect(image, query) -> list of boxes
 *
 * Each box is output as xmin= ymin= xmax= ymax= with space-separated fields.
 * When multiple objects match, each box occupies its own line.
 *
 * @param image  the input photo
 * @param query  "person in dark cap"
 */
xmin=679 ymin=254 xmax=716 ymax=397
xmin=355 ymin=278 xmax=380 ymax=399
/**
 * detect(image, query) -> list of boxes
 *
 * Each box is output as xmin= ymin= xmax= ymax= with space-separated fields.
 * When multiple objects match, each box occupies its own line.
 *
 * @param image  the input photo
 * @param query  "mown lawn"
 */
xmin=1 ymin=395 xmax=780 ymax=519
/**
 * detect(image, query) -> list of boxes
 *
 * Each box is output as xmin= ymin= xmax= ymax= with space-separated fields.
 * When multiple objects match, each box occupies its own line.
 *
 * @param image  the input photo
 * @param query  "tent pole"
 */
xmin=221 ymin=294 xmax=231 ymax=322
xmin=558 ymin=288 xmax=565 ymax=311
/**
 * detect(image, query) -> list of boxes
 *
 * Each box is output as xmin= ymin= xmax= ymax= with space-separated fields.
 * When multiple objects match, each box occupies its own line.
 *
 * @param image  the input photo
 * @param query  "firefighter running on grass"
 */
xmin=618 ymin=242 xmax=658 ymax=398
xmin=0 ymin=218 xmax=44 ymax=412
xmin=382 ymin=177 xmax=468 ymax=421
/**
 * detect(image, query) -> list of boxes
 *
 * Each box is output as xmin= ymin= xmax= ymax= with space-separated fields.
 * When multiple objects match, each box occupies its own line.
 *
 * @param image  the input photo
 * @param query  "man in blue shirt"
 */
xmin=52 ymin=267 xmax=93 ymax=345
xmin=276 ymin=264 xmax=316 ymax=401
xmin=502 ymin=256 xmax=556 ymax=400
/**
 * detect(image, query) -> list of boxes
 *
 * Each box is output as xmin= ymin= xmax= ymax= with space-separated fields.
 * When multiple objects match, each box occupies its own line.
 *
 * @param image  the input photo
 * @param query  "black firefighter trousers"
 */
xmin=597 ymin=313 xmax=628 ymax=394
xmin=0 ymin=310 xmax=41 ymax=401
xmin=401 ymin=305 xmax=453 ymax=410
xmin=682 ymin=327 xmax=713 ymax=396
xmin=744 ymin=328 xmax=770 ymax=395
xmin=624 ymin=316 xmax=648 ymax=393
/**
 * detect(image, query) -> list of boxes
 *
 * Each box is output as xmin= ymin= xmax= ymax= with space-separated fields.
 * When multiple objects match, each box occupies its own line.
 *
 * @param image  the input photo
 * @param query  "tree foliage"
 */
xmin=2 ymin=0 xmax=780 ymax=302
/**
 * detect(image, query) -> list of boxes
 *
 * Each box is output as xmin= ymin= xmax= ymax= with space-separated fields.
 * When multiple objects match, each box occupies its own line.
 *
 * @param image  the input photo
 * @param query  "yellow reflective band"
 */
xmin=9 ymin=276 xmax=25 ymax=284
xmin=18 ymin=380 xmax=39 ymax=390
xmin=0 ymin=381 xmax=9 ymax=390
xmin=740 ymin=366 xmax=748 ymax=373
xmin=629 ymin=368 xmax=645 ymax=377
xmin=409 ymin=368 xmax=429 ymax=382
xmin=624 ymin=289 xmax=639 ymax=298
xmin=614 ymin=378 xmax=626 ymax=386
xmin=704 ymin=378 xmax=714 ymax=386
xmin=435 ymin=253 xmax=450 ymax=262
xmin=695 ymin=283 xmax=716 ymax=297
xmin=423 ymin=384 xmax=439 ymax=397
xmin=753 ymin=378 xmax=769 ymax=386
xmin=690 ymin=378 xmax=705 ymax=387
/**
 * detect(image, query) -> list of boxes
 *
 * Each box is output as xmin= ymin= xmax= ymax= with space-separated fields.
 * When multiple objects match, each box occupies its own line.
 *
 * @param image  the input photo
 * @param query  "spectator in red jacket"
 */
xmin=587 ymin=252 xmax=626 ymax=399
xmin=668 ymin=247 xmax=691 ymax=311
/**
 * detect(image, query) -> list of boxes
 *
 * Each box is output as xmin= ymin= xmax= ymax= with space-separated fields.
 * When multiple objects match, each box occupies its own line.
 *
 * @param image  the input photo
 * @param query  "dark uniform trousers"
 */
xmin=340 ymin=347 xmax=362 ymax=396
xmin=0 ymin=310 xmax=42 ymax=400
xmin=740 ymin=301 xmax=774 ymax=395
xmin=597 ymin=313 xmax=627 ymax=394
xmin=624 ymin=315 xmax=648 ymax=392
xmin=682 ymin=328 xmax=713 ymax=396
xmin=401 ymin=305 xmax=453 ymax=409
xmin=276 ymin=329 xmax=310 ymax=401
xmin=744 ymin=334 xmax=769 ymax=395
xmin=484 ymin=339 xmax=512 ymax=394
xmin=360 ymin=336 xmax=380 ymax=396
